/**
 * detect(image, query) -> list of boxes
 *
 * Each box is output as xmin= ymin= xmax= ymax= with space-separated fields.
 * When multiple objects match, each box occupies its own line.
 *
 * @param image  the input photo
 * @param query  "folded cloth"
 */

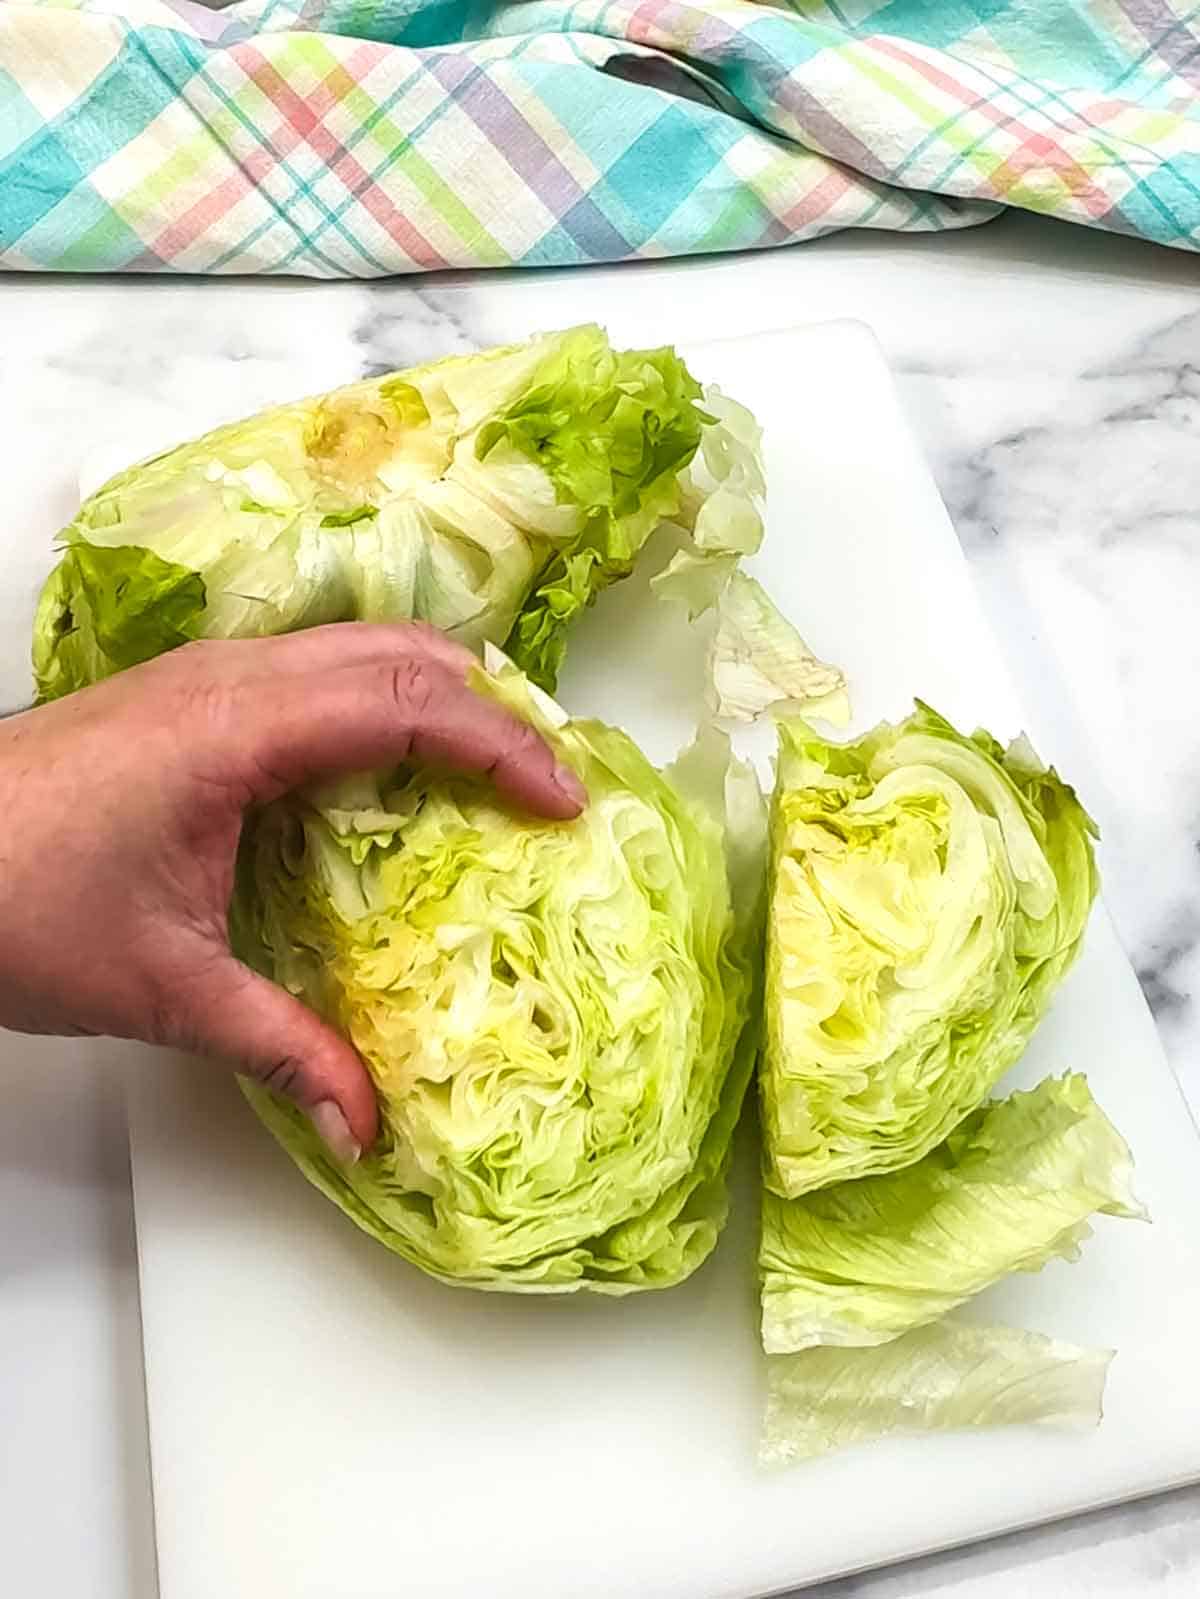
xmin=0 ymin=0 xmax=1196 ymax=275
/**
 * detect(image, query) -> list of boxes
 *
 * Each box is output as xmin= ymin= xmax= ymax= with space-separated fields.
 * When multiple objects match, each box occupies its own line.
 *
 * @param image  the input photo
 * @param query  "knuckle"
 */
xmin=504 ymin=718 xmax=547 ymax=763
xmin=140 ymin=942 xmax=231 ymax=1055
xmin=162 ymin=638 xmax=231 ymax=692
xmin=191 ymin=679 xmax=238 ymax=737
xmin=186 ymin=688 xmax=257 ymax=806
xmin=254 ymin=1055 xmax=303 ymax=1098
xmin=396 ymin=620 xmax=473 ymax=673
xmin=154 ymin=646 xmax=236 ymax=734
xmin=387 ymin=656 xmax=443 ymax=719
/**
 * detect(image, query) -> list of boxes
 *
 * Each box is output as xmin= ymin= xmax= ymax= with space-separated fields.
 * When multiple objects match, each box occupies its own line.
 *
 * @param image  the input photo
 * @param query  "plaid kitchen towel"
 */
xmin=0 ymin=0 xmax=1196 ymax=275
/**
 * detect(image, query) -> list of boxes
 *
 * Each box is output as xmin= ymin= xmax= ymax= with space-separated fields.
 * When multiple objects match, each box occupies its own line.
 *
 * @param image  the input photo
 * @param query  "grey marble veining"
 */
xmin=1 ymin=210 xmax=1198 ymax=1597
xmin=356 ymin=281 xmax=483 ymax=372
xmin=903 ymin=302 xmax=1200 ymax=1115
xmin=810 ymin=1483 xmax=1200 ymax=1597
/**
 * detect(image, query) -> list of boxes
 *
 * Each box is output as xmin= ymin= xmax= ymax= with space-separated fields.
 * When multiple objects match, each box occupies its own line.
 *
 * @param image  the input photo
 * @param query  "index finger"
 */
xmin=259 ymin=620 xmax=478 ymax=678
xmin=182 ymin=621 xmax=479 ymax=682
xmin=232 ymin=655 xmax=587 ymax=818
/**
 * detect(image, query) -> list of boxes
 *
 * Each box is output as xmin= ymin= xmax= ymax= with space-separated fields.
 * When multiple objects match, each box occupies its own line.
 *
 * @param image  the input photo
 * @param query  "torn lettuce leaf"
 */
xmin=708 ymin=571 xmax=849 ymax=724
xmin=35 ymin=542 xmax=208 ymax=691
xmin=761 ymin=1322 xmax=1113 ymax=1466
xmin=763 ymin=704 xmax=1099 ymax=1197
xmin=650 ymin=391 xmax=848 ymax=725
xmin=760 ymin=1073 xmax=1144 ymax=1353
xmin=655 ymin=386 xmax=765 ymax=568
xmin=651 ymin=547 xmax=741 ymax=622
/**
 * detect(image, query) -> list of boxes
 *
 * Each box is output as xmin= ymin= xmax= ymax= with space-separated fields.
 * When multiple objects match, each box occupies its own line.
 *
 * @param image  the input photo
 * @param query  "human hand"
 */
xmin=0 ymin=624 xmax=585 ymax=1161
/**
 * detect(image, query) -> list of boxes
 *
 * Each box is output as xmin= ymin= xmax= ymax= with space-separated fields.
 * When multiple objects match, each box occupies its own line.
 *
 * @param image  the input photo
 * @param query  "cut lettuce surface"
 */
xmin=651 ymin=386 xmax=765 ymax=619
xmin=33 ymin=327 xmax=743 ymax=701
xmin=764 ymin=704 xmax=1099 ymax=1197
xmin=761 ymin=1073 xmax=1144 ymax=1353
xmin=761 ymin=1322 xmax=1113 ymax=1466
xmin=234 ymin=662 xmax=766 ymax=1293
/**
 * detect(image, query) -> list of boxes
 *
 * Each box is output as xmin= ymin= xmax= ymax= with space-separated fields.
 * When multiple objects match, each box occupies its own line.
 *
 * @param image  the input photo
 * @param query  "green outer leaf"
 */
xmin=761 ymin=1322 xmax=1113 ymax=1466
xmin=760 ymin=1073 xmax=1144 ymax=1353
xmin=494 ymin=328 xmax=711 ymax=686
xmin=501 ymin=548 xmax=605 ymax=692
xmin=763 ymin=703 xmax=1099 ymax=1197
xmin=32 ymin=542 xmax=206 ymax=702
xmin=319 ymin=505 xmax=378 ymax=528
xmin=476 ymin=327 xmax=706 ymax=522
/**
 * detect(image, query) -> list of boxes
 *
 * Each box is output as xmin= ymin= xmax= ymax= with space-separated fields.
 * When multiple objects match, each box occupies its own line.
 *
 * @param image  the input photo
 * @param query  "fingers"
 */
xmin=173 ymin=954 xmax=379 ymax=1156
xmin=265 ymin=621 xmax=478 ymax=678
xmin=238 ymin=654 xmax=587 ymax=819
xmin=203 ymin=621 xmax=478 ymax=681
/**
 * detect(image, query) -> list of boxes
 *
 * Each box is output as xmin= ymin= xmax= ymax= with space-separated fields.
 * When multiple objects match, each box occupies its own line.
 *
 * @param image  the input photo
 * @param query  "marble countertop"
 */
xmin=2 ymin=211 xmax=1199 ymax=1597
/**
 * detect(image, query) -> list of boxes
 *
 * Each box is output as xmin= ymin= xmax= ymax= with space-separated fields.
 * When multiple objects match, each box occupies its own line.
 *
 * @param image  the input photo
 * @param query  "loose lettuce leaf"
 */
xmin=761 ymin=1322 xmax=1112 ymax=1466
xmin=761 ymin=1073 xmax=1144 ymax=1353
xmin=235 ymin=665 xmax=766 ymax=1293
xmin=708 ymin=571 xmax=848 ymax=724
xmin=764 ymin=704 xmax=1099 ymax=1197
xmin=650 ymin=387 xmax=761 ymax=624
xmin=651 ymin=385 xmax=766 ymax=618
xmin=652 ymin=548 xmax=742 ymax=621
xmin=650 ymin=392 xmax=848 ymax=725
xmin=32 ymin=328 xmax=729 ymax=702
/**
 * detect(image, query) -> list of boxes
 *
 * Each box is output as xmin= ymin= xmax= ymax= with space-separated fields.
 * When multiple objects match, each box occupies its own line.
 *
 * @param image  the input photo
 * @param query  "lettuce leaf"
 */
xmin=761 ymin=1073 xmax=1144 ymax=1352
xmin=650 ymin=390 xmax=848 ymax=725
xmin=37 ymin=543 xmax=207 ymax=692
xmin=708 ymin=571 xmax=848 ymax=724
xmin=762 ymin=1322 xmax=1112 ymax=1466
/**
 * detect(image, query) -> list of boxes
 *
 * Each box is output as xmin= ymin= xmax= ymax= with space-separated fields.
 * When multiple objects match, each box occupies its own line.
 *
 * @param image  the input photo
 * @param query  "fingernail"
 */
xmin=553 ymin=763 xmax=587 ymax=811
xmin=309 ymin=1101 xmax=361 ymax=1166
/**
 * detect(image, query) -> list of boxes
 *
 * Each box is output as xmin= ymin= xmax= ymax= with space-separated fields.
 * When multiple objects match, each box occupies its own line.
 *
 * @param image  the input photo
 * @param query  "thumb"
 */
xmin=173 ymin=954 xmax=379 ymax=1160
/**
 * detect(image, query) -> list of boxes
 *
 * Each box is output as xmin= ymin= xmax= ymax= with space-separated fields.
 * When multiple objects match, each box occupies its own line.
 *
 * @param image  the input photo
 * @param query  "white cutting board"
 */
xmin=126 ymin=321 xmax=1200 ymax=1599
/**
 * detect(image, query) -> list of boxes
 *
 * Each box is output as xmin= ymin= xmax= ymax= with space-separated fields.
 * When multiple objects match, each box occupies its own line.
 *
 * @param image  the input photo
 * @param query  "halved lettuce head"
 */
xmin=764 ymin=704 xmax=1099 ymax=1197
xmin=761 ymin=1322 xmax=1112 ymax=1466
xmin=761 ymin=1073 xmax=1144 ymax=1353
xmin=33 ymin=327 xmax=763 ymax=702
xmin=233 ymin=665 xmax=766 ymax=1293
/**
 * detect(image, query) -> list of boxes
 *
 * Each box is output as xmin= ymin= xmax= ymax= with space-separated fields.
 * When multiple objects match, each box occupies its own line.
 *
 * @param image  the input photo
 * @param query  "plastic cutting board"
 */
xmin=125 ymin=321 xmax=1200 ymax=1599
